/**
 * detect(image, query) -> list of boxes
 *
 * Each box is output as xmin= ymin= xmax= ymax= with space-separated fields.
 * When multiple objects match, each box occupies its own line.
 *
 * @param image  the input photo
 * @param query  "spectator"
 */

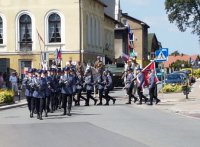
xmin=9 ymin=72 xmax=18 ymax=94
xmin=0 ymin=72 xmax=4 ymax=89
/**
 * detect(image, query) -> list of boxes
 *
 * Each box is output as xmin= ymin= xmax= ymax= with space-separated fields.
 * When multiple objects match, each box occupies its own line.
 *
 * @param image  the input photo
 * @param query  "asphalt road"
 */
xmin=0 ymin=88 xmax=200 ymax=147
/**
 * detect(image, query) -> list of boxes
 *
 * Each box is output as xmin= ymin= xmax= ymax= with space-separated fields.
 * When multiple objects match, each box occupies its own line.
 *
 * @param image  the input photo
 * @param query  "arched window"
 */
xmin=48 ymin=13 xmax=61 ymax=43
xmin=0 ymin=16 xmax=3 ymax=44
xmin=19 ymin=14 xmax=32 ymax=51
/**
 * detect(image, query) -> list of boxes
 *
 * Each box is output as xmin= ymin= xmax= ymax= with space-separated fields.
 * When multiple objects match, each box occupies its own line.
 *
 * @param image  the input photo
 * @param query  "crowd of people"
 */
xmin=22 ymin=56 xmax=117 ymax=120
xmin=0 ymin=56 xmax=161 ymax=120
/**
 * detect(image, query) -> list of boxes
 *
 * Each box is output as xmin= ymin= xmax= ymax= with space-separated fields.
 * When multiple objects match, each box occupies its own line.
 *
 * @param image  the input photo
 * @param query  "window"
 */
xmin=0 ymin=17 xmax=3 ymax=44
xmin=19 ymin=14 xmax=32 ymax=51
xmin=48 ymin=13 xmax=61 ymax=43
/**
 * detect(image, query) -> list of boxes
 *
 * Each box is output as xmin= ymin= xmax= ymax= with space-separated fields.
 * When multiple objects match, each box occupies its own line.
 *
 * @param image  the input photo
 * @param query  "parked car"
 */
xmin=105 ymin=64 xmax=124 ymax=87
xmin=165 ymin=73 xmax=186 ymax=84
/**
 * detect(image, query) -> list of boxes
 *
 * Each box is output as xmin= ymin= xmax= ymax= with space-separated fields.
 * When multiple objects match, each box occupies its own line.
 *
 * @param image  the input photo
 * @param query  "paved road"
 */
xmin=0 ymin=88 xmax=200 ymax=147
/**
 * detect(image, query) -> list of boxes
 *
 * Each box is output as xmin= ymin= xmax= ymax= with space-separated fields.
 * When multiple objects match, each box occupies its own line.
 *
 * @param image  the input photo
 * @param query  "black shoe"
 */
xmin=37 ymin=114 xmax=40 ymax=119
xmin=45 ymin=112 xmax=48 ymax=117
xmin=148 ymin=103 xmax=153 ymax=105
xmin=94 ymin=99 xmax=98 ymax=105
xmin=30 ymin=113 xmax=33 ymax=118
xmin=84 ymin=104 xmax=89 ymax=106
xmin=67 ymin=113 xmax=72 ymax=116
xmin=156 ymin=99 xmax=160 ymax=104
xmin=40 ymin=117 xmax=43 ymax=120
xmin=134 ymin=98 xmax=138 ymax=103
xmin=137 ymin=102 xmax=142 ymax=105
xmin=113 ymin=99 xmax=116 ymax=104
xmin=97 ymin=102 xmax=102 ymax=105
xmin=63 ymin=112 xmax=66 ymax=115
xmin=104 ymin=103 xmax=109 ymax=106
xmin=126 ymin=102 xmax=131 ymax=104
xmin=145 ymin=98 xmax=148 ymax=103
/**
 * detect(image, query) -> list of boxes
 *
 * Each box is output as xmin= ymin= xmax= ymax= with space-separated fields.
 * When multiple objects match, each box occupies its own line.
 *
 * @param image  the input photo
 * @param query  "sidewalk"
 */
xmin=157 ymin=79 xmax=200 ymax=118
xmin=0 ymin=96 xmax=27 ymax=111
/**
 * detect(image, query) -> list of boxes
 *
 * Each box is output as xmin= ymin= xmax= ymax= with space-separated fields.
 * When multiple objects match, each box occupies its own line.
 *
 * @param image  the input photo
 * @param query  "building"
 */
xmin=118 ymin=13 xmax=150 ymax=67
xmin=148 ymin=33 xmax=161 ymax=60
xmin=0 ymin=0 xmax=116 ymax=77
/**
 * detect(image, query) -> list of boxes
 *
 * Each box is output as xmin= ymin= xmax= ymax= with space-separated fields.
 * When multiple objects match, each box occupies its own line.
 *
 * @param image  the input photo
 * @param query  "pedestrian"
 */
xmin=125 ymin=68 xmax=138 ymax=104
xmin=59 ymin=67 xmax=73 ymax=116
xmin=22 ymin=69 xmax=35 ymax=117
xmin=136 ymin=68 xmax=148 ymax=105
xmin=0 ymin=72 xmax=4 ymax=89
xmin=32 ymin=69 xmax=46 ymax=120
xmin=9 ymin=72 xmax=18 ymax=95
xmin=104 ymin=70 xmax=116 ymax=105
xmin=84 ymin=67 xmax=98 ymax=106
xmin=96 ymin=72 xmax=105 ymax=105
xmin=148 ymin=69 xmax=160 ymax=105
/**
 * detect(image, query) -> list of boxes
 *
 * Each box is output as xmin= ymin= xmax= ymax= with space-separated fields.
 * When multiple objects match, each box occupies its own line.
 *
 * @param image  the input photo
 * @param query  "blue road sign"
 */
xmin=155 ymin=48 xmax=168 ymax=62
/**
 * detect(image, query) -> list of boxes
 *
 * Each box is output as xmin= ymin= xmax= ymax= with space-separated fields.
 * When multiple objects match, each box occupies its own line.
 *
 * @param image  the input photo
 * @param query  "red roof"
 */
xmin=164 ymin=55 xmax=198 ymax=68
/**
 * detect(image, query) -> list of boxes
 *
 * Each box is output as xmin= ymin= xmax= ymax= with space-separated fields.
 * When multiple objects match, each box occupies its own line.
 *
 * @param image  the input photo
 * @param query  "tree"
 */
xmin=165 ymin=0 xmax=200 ymax=39
xmin=170 ymin=50 xmax=180 ymax=56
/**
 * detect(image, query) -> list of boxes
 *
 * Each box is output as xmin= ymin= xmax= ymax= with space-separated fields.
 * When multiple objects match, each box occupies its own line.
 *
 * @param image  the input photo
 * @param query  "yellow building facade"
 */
xmin=0 ymin=0 xmax=115 ymax=76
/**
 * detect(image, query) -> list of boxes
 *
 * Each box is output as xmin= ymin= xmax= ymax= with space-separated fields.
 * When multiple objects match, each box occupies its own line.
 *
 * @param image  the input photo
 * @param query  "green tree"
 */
xmin=170 ymin=50 xmax=180 ymax=56
xmin=165 ymin=0 xmax=200 ymax=39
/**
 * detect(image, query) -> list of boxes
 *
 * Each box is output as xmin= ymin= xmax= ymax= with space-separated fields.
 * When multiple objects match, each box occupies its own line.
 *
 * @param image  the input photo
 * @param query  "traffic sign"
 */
xmin=155 ymin=48 xmax=168 ymax=62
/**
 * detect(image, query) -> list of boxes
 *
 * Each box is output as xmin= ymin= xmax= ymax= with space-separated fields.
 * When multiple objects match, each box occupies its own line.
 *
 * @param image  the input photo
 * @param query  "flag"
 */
xmin=122 ymin=52 xmax=129 ymax=61
xmin=57 ymin=47 xmax=62 ymax=60
xmin=54 ymin=47 xmax=62 ymax=65
xmin=142 ymin=61 xmax=159 ymax=87
xmin=37 ymin=29 xmax=45 ymax=44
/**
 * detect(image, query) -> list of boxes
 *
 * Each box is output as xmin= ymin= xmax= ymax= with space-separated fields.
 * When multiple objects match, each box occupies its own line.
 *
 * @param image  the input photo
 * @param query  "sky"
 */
xmin=120 ymin=0 xmax=200 ymax=55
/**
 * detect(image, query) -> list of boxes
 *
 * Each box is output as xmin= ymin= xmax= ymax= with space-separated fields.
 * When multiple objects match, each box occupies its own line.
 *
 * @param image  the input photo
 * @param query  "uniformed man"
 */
xmin=75 ymin=73 xmax=87 ymax=106
xmin=104 ymin=70 xmax=116 ymax=105
xmin=94 ymin=56 xmax=104 ymax=74
xmin=59 ymin=67 xmax=73 ymax=116
xmin=32 ymin=69 xmax=47 ymax=120
xmin=56 ymin=68 xmax=63 ymax=109
xmin=42 ymin=70 xmax=52 ymax=116
xmin=96 ymin=72 xmax=105 ymax=105
xmin=84 ymin=68 xmax=98 ymax=106
xmin=125 ymin=68 xmax=138 ymax=104
xmin=22 ymin=68 xmax=35 ymax=118
xmin=148 ymin=69 xmax=160 ymax=105
xmin=136 ymin=68 xmax=148 ymax=105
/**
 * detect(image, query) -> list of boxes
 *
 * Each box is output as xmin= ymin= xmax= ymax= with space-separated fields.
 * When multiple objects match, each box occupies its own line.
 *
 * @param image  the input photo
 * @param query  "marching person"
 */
xmin=56 ymin=68 xmax=63 ymax=109
xmin=125 ymin=68 xmax=138 ymax=104
xmin=22 ymin=68 xmax=35 ymax=118
xmin=104 ymin=70 xmax=116 ymax=105
xmin=75 ymin=73 xmax=87 ymax=106
xmin=148 ymin=69 xmax=160 ymax=105
xmin=84 ymin=68 xmax=98 ymax=106
xmin=32 ymin=69 xmax=46 ymax=120
xmin=136 ymin=68 xmax=148 ymax=105
xmin=42 ymin=70 xmax=52 ymax=116
xmin=59 ymin=67 xmax=73 ymax=116
xmin=96 ymin=72 xmax=105 ymax=105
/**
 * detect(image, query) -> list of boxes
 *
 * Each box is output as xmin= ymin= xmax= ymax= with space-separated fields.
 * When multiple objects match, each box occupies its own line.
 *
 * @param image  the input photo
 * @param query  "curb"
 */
xmin=0 ymin=101 xmax=27 ymax=111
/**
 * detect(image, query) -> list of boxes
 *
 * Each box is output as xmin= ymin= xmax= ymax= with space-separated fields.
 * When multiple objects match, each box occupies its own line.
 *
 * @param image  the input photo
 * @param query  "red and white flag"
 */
xmin=142 ymin=61 xmax=159 ymax=87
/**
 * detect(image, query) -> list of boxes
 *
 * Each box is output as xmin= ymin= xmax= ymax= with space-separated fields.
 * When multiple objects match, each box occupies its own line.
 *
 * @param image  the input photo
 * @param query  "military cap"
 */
xmin=64 ymin=67 xmax=70 ymax=71
xmin=36 ymin=69 xmax=42 ymax=74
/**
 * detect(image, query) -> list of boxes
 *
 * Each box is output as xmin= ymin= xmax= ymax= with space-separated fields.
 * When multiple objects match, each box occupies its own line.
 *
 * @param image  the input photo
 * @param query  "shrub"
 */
xmin=160 ymin=84 xmax=183 ymax=93
xmin=193 ymin=69 xmax=200 ymax=78
xmin=0 ymin=90 xmax=14 ymax=104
